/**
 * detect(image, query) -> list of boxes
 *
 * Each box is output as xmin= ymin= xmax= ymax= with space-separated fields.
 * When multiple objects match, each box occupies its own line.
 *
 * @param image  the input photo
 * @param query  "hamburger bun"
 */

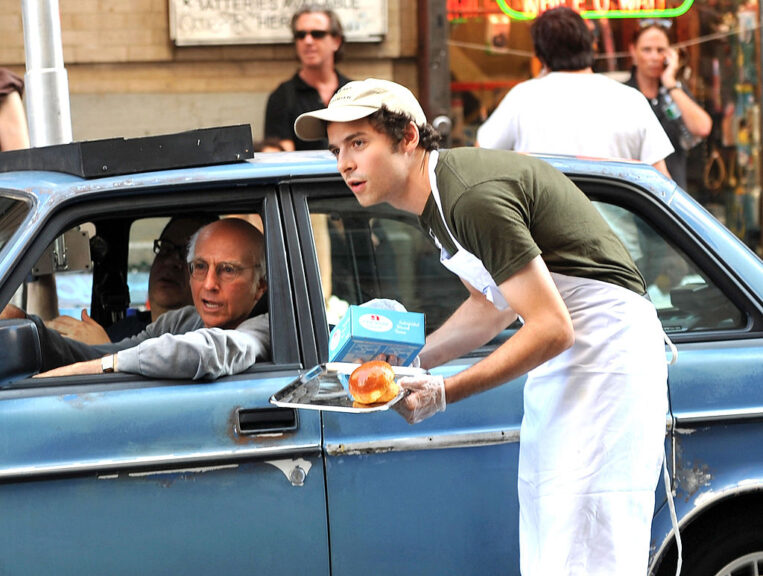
xmin=349 ymin=360 xmax=399 ymax=405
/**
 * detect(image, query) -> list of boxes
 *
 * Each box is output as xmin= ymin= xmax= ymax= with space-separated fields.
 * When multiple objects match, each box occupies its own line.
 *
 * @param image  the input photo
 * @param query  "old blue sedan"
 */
xmin=0 ymin=128 xmax=760 ymax=575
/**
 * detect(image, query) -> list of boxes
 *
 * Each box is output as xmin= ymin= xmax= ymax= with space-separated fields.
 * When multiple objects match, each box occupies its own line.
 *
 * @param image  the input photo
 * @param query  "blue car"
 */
xmin=0 ymin=128 xmax=761 ymax=575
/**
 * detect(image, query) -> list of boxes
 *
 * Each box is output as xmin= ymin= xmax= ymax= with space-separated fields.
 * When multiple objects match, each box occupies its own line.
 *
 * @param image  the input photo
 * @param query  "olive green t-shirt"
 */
xmin=419 ymin=148 xmax=646 ymax=295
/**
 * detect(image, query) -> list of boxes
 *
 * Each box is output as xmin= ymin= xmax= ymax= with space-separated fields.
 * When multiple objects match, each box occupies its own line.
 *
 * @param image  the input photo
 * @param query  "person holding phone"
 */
xmin=627 ymin=19 xmax=712 ymax=189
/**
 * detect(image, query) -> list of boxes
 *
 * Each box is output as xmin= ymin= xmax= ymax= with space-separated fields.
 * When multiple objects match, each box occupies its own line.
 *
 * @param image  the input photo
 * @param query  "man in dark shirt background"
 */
xmin=264 ymin=8 xmax=350 ymax=151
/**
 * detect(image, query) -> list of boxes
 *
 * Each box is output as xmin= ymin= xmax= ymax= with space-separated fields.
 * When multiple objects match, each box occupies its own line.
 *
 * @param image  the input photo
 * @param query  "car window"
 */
xmin=57 ymin=223 xmax=96 ymax=318
xmin=127 ymin=217 xmax=168 ymax=312
xmin=309 ymin=195 xmax=745 ymax=338
xmin=19 ymin=223 xmax=96 ymax=319
xmin=0 ymin=195 xmax=29 ymax=252
xmin=307 ymin=197 xmax=468 ymax=333
xmin=593 ymin=201 xmax=745 ymax=333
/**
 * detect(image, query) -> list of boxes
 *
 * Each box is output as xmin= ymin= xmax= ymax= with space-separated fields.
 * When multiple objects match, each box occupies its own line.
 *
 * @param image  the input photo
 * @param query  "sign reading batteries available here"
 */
xmin=328 ymin=306 xmax=425 ymax=366
xmin=169 ymin=0 xmax=388 ymax=46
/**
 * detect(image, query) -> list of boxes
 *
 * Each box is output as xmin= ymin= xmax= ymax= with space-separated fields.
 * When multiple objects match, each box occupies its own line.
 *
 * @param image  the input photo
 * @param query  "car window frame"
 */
xmin=574 ymin=175 xmax=762 ymax=342
xmin=0 ymin=182 xmax=302 ymax=390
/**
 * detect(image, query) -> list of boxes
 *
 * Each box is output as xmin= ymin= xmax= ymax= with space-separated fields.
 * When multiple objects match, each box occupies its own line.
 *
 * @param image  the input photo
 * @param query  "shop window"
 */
xmin=447 ymin=3 xmax=762 ymax=255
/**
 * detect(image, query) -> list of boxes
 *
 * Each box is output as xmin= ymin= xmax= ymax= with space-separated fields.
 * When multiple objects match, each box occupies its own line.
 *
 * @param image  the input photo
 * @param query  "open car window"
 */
xmin=593 ymin=201 xmax=745 ymax=334
xmin=307 ymin=194 xmax=746 ymax=342
xmin=307 ymin=197 xmax=468 ymax=334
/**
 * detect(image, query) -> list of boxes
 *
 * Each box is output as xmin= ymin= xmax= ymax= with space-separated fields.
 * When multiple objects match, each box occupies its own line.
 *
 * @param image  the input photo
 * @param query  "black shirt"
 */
xmin=626 ymin=72 xmax=695 ymax=189
xmin=264 ymin=71 xmax=351 ymax=151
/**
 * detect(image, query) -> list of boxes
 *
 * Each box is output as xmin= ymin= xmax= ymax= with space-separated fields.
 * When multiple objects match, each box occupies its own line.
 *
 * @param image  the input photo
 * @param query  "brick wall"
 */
xmin=1 ymin=0 xmax=418 ymax=140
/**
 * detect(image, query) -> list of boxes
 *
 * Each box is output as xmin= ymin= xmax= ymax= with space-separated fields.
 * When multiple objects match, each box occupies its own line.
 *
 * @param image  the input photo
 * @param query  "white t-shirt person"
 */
xmin=477 ymin=71 xmax=675 ymax=261
xmin=477 ymin=72 xmax=674 ymax=167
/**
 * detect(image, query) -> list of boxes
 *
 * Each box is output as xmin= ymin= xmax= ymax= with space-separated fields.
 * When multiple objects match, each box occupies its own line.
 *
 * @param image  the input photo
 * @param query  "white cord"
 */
xmin=662 ymin=329 xmax=680 ymax=574
xmin=663 ymin=449 xmax=683 ymax=576
xmin=664 ymin=331 xmax=678 ymax=365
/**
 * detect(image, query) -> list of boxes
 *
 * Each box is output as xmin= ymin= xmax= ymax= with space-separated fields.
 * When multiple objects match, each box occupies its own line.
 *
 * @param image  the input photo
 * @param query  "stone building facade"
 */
xmin=1 ymin=1 xmax=418 ymax=142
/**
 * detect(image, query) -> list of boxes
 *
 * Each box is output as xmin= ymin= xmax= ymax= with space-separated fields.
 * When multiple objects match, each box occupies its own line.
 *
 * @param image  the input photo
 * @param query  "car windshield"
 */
xmin=0 ymin=194 xmax=29 ymax=253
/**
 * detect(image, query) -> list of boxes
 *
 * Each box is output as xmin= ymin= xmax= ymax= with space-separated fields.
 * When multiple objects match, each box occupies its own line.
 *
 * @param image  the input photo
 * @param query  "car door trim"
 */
xmin=0 ymin=443 xmax=321 ymax=481
xmin=674 ymin=407 xmax=763 ymax=426
xmin=326 ymin=416 xmax=675 ymax=456
xmin=325 ymin=428 xmax=521 ymax=456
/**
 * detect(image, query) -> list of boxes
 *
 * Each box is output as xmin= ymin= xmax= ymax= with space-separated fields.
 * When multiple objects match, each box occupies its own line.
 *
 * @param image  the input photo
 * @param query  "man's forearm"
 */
xmin=117 ymin=316 xmax=269 ymax=380
xmin=419 ymin=293 xmax=517 ymax=370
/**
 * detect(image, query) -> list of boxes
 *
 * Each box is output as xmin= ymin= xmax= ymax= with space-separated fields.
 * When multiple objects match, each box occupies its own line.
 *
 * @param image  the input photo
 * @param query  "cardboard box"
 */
xmin=328 ymin=306 xmax=425 ymax=366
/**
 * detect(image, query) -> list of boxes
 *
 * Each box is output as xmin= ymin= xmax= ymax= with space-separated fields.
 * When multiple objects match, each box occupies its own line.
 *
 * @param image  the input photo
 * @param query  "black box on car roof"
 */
xmin=0 ymin=124 xmax=253 ymax=178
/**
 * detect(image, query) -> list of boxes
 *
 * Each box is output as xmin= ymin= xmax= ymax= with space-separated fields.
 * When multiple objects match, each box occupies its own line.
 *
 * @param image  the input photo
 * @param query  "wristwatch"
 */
xmin=101 ymin=354 xmax=116 ymax=373
xmin=666 ymin=81 xmax=682 ymax=92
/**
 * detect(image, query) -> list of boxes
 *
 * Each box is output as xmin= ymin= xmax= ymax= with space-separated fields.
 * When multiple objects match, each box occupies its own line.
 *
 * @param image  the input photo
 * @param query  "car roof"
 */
xmin=0 ymin=146 xmax=668 ymax=199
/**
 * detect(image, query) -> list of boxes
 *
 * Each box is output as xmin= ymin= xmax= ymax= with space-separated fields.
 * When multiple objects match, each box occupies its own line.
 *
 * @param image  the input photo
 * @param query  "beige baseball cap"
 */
xmin=294 ymin=78 xmax=427 ymax=141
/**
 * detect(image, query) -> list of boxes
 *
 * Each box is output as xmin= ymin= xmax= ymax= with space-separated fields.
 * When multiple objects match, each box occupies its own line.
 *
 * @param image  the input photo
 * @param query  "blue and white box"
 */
xmin=328 ymin=305 xmax=425 ymax=366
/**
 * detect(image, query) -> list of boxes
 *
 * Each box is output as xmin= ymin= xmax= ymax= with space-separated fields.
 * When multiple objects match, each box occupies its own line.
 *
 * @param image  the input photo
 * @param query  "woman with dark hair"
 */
xmin=626 ymin=20 xmax=712 ymax=188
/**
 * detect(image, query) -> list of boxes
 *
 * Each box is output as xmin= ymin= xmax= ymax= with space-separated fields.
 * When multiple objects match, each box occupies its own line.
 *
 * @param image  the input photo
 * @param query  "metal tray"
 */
xmin=269 ymin=362 xmax=424 ymax=413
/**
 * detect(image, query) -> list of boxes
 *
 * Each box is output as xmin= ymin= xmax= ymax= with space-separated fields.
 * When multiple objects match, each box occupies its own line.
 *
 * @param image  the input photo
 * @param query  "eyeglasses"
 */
xmin=639 ymin=19 xmax=672 ymax=29
xmin=294 ymin=29 xmax=331 ymax=40
xmin=153 ymin=238 xmax=186 ymax=260
xmin=189 ymin=260 xmax=259 ymax=283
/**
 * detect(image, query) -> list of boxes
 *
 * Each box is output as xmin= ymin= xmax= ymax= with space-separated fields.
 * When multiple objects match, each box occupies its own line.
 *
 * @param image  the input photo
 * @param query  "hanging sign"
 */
xmin=169 ymin=0 xmax=388 ymax=46
xmin=494 ymin=0 xmax=694 ymax=19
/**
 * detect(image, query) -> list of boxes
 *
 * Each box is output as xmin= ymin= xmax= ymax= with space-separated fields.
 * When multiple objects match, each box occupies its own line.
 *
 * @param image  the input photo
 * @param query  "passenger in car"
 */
xmin=296 ymin=79 xmax=669 ymax=576
xmin=1 ymin=218 xmax=269 ymax=380
xmin=45 ymin=214 xmax=217 ymax=344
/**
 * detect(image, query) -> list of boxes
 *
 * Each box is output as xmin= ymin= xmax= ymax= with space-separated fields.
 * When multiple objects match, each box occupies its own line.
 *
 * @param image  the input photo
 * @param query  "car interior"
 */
xmin=307 ymin=193 xmax=746 ymax=340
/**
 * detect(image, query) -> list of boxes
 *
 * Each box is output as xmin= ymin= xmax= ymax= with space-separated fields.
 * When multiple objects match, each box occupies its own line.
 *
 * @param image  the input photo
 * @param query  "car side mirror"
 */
xmin=0 ymin=319 xmax=42 ymax=386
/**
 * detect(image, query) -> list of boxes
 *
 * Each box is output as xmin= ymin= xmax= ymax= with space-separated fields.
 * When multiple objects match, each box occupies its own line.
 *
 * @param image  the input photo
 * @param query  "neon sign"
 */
xmin=495 ymin=0 xmax=694 ymax=19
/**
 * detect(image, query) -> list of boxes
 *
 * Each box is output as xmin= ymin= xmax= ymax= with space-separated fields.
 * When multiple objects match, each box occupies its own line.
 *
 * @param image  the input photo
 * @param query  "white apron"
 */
xmin=427 ymin=152 xmax=668 ymax=575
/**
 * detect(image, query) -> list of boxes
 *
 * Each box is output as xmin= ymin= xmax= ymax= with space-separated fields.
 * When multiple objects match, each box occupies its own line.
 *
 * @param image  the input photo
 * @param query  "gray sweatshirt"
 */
xmin=32 ymin=305 xmax=270 ymax=380
xmin=114 ymin=306 xmax=270 ymax=379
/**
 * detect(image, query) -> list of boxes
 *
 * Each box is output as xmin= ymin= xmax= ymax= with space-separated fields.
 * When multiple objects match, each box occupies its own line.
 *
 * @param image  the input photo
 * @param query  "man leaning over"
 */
xmin=0 ymin=218 xmax=269 ymax=380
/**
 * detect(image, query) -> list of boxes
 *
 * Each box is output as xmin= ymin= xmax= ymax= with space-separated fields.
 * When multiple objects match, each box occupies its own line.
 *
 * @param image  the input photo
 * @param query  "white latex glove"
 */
xmin=395 ymin=374 xmax=446 ymax=424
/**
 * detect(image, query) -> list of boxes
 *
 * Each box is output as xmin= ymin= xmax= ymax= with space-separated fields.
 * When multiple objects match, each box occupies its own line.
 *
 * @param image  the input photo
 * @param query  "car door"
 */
xmin=0 ymin=183 xmax=329 ymax=576
xmin=288 ymin=179 xmax=523 ymax=576
xmin=565 ymin=172 xmax=763 ymax=573
xmin=588 ymin=182 xmax=763 ymax=574
xmin=290 ymin=166 xmax=763 ymax=576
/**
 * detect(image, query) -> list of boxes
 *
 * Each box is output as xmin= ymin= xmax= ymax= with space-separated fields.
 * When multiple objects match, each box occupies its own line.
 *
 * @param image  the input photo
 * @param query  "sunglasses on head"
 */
xmin=639 ymin=18 xmax=672 ymax=29
xmin=294 ymin=29 xmax=331 ymax=40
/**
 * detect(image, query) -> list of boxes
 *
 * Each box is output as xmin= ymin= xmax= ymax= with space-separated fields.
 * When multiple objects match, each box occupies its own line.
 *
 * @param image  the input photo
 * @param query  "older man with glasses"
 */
xmin=1 ymin=218 xmax=269 ymax=380
xmin=45 ymin=214 xmax=216 ymax=344
xmin=264 ymin=7 xmax=350 ymax=152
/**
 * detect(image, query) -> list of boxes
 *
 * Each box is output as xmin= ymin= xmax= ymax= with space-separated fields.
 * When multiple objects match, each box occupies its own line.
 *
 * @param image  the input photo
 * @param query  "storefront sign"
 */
xmin=495 ymin=0 xmax=693 ymax=19
xmin=169 ymin=0 xmax=387 ymax=46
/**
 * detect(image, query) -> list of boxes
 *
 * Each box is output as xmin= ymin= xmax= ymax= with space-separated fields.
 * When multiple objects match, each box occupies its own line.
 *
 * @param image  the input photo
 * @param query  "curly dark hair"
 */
xmin=366 ymin=107 xmax=441 ymax=152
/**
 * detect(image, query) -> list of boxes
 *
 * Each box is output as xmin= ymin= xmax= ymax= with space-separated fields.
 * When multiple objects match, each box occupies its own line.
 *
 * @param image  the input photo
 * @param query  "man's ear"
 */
xmin=255 ymin=277 xmax=268 ymax=302
xmin=401 ymin=121 xmax=420 ymax=151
